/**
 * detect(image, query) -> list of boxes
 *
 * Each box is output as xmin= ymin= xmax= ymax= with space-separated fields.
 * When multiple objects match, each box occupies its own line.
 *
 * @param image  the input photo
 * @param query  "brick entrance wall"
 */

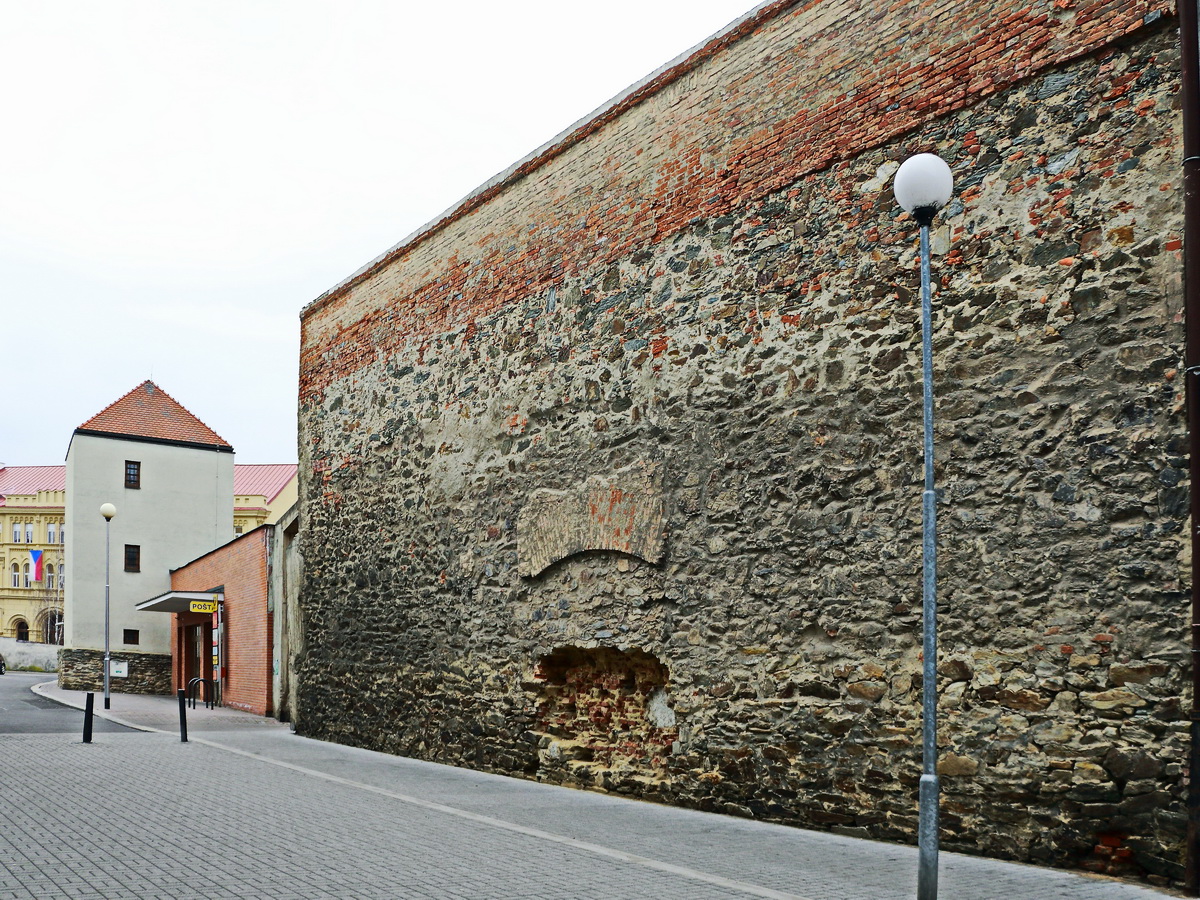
xmin=531 ymin=646 xmax=677 ymax=794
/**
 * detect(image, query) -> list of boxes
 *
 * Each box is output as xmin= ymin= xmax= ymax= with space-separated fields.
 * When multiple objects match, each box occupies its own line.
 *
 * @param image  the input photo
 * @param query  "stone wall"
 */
xmin=58 ymin=648 xmax=172 ymax=696
xmin=0 ymin=638 xmax=59 ymax=672
xmin=296 ymin=1 xmax=1187 ymax=887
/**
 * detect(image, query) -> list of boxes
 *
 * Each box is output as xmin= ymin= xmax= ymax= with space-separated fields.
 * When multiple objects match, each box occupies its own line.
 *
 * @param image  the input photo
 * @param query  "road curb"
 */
xmin=32 ymin=679 xmax=171 ymax=735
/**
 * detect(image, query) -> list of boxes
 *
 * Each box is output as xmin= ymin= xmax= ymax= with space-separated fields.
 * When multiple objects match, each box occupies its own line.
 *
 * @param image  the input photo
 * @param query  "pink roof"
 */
xmin=233 ymin=464 xmax=297 ymax=503
xmin=0 ymin=464 xmax=295 ymax=508
xmin=0 ymin=466 xmax=66 ymax=506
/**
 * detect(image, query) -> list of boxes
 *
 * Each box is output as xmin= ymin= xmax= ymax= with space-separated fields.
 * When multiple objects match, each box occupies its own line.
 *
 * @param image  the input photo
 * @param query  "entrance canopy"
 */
xmin=137 ymin=590 xmax=223 ymax=615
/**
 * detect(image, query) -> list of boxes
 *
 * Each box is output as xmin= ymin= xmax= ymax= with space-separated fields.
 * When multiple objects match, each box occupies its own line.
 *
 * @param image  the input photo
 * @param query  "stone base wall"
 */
xmin=58 ymin=648 xmax=172 ymax=695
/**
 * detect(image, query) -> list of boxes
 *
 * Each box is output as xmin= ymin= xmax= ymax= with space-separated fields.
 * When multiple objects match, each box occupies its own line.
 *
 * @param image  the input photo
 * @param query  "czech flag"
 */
xmin=30 ymin=550 xmax=43 ymax=582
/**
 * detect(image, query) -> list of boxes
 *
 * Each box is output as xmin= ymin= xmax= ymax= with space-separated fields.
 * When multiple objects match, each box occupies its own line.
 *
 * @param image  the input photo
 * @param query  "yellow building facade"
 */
xmin=0 ymin=462 xmax=296 ymax=646
xmin=0 ymin=467 xmax=66 ymax=643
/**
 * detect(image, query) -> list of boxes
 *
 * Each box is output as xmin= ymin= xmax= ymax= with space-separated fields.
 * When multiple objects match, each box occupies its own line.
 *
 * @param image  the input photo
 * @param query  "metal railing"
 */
xmin=186 ymin=677 xmax=220 ymax=709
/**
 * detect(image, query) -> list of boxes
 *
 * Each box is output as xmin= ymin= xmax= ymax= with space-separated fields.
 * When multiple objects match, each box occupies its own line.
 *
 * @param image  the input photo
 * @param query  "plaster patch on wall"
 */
xmin=517 ymin=461 xmax=665 ymax=577
xmin=647 ymin=687 xmax=676 ymax=728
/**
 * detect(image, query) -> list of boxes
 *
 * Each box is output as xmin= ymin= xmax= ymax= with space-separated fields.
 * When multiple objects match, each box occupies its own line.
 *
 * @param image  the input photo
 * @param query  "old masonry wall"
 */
xmin=297 ymin=0 xmax=1187 ymax=885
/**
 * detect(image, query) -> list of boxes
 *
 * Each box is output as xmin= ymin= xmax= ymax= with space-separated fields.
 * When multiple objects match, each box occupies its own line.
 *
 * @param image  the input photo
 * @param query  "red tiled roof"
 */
xmin=233 ymin=464 xmax=297 ymax=503
xmin=0 ymin=466 xmax=66 ymax=506
xmin=76 ymin=381 xmax=231 ymax=450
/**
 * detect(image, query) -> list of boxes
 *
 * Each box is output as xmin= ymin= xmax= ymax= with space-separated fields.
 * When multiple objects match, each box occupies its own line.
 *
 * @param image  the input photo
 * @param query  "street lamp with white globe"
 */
xmin=100 ymin=503 xmax=116 ymax=710
xmin=893 ymin=152 xmax=954 ymax=900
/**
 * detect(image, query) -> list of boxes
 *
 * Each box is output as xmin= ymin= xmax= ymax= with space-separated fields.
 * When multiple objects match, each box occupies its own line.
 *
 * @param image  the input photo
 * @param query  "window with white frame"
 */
xmin=22 ymin=562 xmax=30 ymax=588
xmin=45 ymin=564 xmax=54 ymax=587
xmin=58 ymin=564 xmax=65 ymax=589
xmin=59 ymin=525 xmax=65 ymax=544
xmin=9 ymin=563 xmax=17 ymax=588
xmin=25 ymin=523 xmax=33 ymax=543
xmin=11 ymin=523 xmax=19 ymax=543
xmin=47 ymin=523 xmax=56 ymax=543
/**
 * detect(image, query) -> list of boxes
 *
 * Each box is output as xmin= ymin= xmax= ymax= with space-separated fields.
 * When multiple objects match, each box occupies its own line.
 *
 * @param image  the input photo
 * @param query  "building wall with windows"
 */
xmin=64 ymin=433 xmax=235 ymax=663
xmin=0 ymin=462 xmax=292 ymax=654
xmin=297 ymin=0 xmax=1186 ymax=887
xmin=0 ymin=467 xmax=66 ymax=646
xmin=60 ymin=381 xmax=238 ymax=693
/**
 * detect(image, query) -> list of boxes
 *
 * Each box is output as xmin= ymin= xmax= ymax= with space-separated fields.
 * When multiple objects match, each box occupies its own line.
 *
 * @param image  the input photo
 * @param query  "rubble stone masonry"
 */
xmin=59 ymin=648 xmax=172 ymax=696
xmin=297 ymin=0 xmax=1187 ymax=886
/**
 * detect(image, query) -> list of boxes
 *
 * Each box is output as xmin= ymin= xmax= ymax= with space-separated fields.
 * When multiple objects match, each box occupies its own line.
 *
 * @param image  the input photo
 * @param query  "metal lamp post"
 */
xmin=893 ymin=152 xmax=954 ymax=900
xmin=100 ymin=503 xmax=116 ymax=709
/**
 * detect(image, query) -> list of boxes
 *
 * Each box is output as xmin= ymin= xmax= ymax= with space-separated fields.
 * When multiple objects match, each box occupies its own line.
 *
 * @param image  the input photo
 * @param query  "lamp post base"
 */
xmin=918 ymin=772 xmax=940 ymax=900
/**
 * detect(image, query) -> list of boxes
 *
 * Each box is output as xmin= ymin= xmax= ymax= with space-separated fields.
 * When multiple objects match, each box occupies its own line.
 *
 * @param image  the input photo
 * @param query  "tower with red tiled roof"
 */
xmin=61 ymin=381 xmax=235 ymax=694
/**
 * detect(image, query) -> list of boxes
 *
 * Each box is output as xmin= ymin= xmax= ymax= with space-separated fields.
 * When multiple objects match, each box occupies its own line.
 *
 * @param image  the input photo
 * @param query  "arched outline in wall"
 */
xmin=517 ymin=461 xmax=665 ymax=578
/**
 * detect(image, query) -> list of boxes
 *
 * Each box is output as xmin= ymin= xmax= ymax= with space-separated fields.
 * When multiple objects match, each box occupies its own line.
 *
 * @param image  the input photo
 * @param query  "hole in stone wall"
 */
xmin=531 ymin=645 xmax=677 ymax=788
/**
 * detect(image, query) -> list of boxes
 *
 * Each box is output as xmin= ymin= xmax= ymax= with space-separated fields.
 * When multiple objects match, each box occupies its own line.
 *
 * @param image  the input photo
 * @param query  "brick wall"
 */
xmin=297 ymin=0 xmax=1186 ymax=887
xmin=532 ymin=646 xmax=678 ymax=794
xmin=172 ymin=528 xmax=273 ymax=716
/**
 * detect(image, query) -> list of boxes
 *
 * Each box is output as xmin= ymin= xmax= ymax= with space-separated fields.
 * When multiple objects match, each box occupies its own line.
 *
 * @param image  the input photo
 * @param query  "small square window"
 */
xmin=125 ymin=461 xmax=141 ymax=489
xmin=123 ymin=629 xmax=140 ymax=645
xmin=124 ymin=544 xmax=141 ymax=572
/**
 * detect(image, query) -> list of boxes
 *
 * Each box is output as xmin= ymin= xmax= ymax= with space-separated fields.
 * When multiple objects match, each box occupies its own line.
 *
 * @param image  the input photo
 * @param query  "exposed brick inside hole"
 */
xmin=532 ymin=646 xmax=677 ymax=786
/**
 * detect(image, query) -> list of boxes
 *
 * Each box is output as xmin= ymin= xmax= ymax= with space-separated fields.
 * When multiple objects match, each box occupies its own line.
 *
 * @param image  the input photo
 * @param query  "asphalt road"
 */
xmin=0 ymin=671 xmax=133 ymax=734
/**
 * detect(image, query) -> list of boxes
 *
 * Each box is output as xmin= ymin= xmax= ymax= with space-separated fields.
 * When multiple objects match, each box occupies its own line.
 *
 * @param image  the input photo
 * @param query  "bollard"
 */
xmin=83 ymin=692 xmax=94 ymax=744
xmin=177 ymin=688 xmax=188 ymax=743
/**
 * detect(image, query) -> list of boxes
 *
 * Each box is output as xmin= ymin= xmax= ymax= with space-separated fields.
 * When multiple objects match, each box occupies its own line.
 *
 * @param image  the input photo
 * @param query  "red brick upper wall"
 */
xmin=299 ymin=0 xmax=1172 ymax=400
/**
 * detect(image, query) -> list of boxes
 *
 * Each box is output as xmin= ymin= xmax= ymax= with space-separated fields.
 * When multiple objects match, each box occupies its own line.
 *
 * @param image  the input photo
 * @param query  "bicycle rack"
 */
xmin=186 ymin=677 xmax=218 ymax=709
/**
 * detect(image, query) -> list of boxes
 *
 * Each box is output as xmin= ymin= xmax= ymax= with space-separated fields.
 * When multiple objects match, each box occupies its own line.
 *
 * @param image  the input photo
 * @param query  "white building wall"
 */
xmin=65 ymin=434 xmax=234 ymax=655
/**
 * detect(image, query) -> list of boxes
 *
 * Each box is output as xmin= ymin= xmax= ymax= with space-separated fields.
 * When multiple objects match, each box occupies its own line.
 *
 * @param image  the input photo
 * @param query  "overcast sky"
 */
xmin=1 ymin=0 xmax=758 ymax=466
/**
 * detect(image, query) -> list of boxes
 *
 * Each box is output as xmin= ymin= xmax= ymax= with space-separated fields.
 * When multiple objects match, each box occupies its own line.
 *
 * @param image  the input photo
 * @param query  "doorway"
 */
xmin=184 ymin=623 xmax=213 ymax=701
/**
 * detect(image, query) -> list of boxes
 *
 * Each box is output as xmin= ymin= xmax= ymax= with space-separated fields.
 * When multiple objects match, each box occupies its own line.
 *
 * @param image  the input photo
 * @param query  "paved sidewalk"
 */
xmin=34 ymin=681 xmax=293 ymax=735
xmin=1 ymin=681 xmax=1182 ymax=900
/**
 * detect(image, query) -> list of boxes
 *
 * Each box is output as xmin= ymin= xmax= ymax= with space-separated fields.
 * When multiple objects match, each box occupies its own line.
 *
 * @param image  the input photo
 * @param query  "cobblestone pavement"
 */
xmin=0 ymin=680 xmax=1182 ymax=900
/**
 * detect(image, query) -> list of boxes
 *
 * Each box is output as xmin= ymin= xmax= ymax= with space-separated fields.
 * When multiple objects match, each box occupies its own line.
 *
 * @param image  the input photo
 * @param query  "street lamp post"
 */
xmin=893 ymin=152 xmax=954 ymax=900
xmin=100 ymin=503 xmax=116 ymax=710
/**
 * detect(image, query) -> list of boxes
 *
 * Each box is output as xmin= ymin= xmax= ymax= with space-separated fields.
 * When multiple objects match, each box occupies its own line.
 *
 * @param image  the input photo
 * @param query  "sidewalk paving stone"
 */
xmin=0 ymin=681 xmax=1181 ymax=899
